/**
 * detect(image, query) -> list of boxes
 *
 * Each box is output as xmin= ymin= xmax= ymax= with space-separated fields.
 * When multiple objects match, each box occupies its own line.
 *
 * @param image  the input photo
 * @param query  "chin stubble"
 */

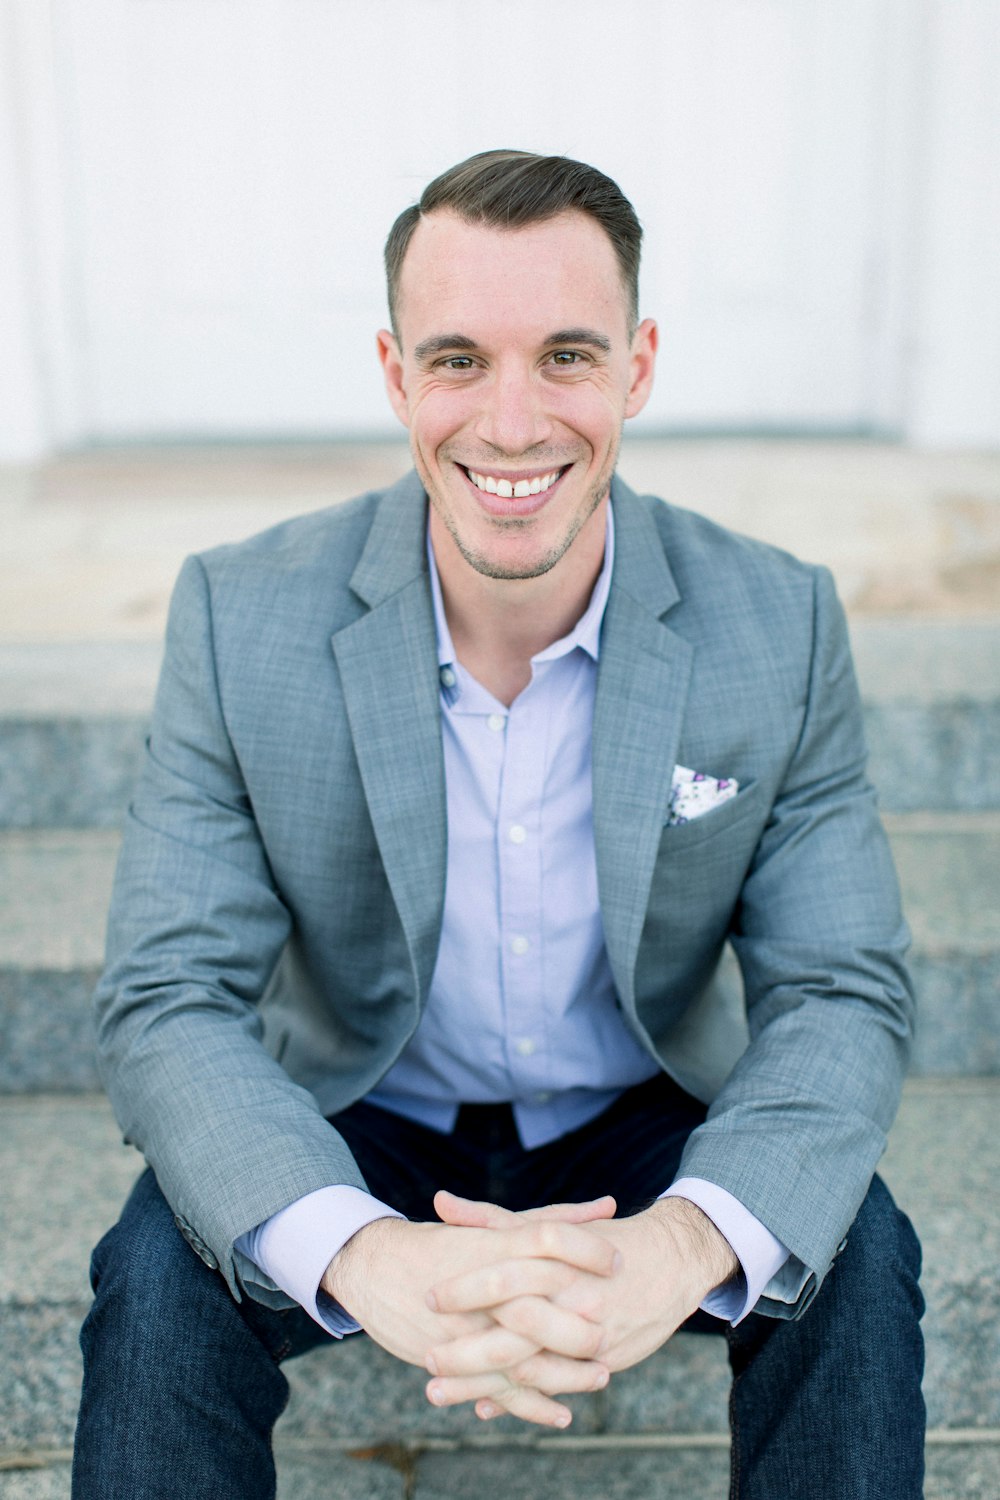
xmin=421 ymin=454 xmax=616 ymax=582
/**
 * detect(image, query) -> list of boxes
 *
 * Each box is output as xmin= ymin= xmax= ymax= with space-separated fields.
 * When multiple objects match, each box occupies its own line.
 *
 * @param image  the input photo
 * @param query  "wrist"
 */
xmin=645 ymin=1196 xmax=740 ymax=1301
xmin=321 ymin=1216 xmax=403 ymax=1318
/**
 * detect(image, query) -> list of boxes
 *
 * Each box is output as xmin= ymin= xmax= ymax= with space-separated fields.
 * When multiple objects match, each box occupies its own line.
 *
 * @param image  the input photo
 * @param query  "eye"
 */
xmin=549 ymin=350 xmax=585 ymax=366
xmin=440 ymin=356 xmax=475 ymax=371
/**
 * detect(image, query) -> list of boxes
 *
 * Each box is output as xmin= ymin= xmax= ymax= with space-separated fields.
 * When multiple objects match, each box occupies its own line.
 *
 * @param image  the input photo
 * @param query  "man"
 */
xmin=74 ymin=151 xmax=924 ymax=1498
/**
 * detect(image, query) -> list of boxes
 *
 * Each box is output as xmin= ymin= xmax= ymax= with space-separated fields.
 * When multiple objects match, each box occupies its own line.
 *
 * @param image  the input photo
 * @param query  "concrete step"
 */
xmin=4 ymin=1448 xmax=999 ymax=1500
xmin=5 ymin=441 xmax=1000 ymax=643
xmin=3 ymin=1443 xmax=999 ymax=1500
xmin=1 ymin=816 xmax=996 ymax=1094
xmin=1 ymin=621 xmax=999 ymax=829
xmin=0 ymin=1082 xmax=996 ymax=1498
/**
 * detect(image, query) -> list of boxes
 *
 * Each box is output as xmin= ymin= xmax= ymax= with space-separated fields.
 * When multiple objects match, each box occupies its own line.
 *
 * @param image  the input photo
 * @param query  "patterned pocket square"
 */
xmin=666 ymin=765 xmax=740 ymax=827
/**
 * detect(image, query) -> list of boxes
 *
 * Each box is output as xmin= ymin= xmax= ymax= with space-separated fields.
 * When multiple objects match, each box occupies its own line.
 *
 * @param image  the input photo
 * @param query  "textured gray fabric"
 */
xmin=94 ymin=470 xmax=912 ymax=1317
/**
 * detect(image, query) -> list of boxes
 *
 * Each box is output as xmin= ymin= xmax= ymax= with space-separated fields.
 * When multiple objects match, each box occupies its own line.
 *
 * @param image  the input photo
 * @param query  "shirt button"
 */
xmin=515 ymin=1037 xmax=536 ymax=1057
xmin=508 ymin=824 xmax=527 ymax=844
xmin=439 ymin=667 xmax=456 ymax=687
xmin=487 ymin=713 xmax=505 ymax=732
xmin=510 ymin=935 xmax=530 ymax=955
xmin=534 ymin=1091 xmax=552 ymax=1104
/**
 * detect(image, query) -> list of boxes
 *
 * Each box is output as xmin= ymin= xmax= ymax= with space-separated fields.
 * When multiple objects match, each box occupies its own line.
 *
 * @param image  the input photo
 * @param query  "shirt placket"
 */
xmin=497 ymin=680 xmax=549 ymax=1102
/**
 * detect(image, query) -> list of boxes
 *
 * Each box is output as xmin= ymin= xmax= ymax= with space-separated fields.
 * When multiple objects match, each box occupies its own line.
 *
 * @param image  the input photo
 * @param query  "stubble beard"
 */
xmin=419 ymin=446 xmax=619 ymax=582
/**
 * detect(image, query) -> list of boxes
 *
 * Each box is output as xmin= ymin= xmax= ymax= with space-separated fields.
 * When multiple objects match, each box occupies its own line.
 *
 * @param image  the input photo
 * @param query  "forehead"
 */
xmin=395 ymin=210 xmax=629 ymax=344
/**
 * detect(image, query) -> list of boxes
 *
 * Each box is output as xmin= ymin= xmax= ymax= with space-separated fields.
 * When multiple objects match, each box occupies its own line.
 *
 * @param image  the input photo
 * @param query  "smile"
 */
xmin=462 ymin=466 xmax=567 ymax=498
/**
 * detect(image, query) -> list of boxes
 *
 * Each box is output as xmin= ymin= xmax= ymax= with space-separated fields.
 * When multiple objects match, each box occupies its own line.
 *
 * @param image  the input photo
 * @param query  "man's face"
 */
xmin=378 ymin=210 xmax=656 ymax=582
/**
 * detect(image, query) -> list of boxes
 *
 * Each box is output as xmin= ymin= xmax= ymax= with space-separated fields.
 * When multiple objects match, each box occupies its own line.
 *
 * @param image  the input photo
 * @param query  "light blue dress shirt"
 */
xmin=367 ymin=504 xmax=662 ymax=1143
xmin=237 ymin=506 xmax=788 ymax=1334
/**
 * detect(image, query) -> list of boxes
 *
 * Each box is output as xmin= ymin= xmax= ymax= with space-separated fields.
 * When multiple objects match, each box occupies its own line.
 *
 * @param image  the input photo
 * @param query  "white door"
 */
xmin=39 ymin=0 xmax=915 ymax=442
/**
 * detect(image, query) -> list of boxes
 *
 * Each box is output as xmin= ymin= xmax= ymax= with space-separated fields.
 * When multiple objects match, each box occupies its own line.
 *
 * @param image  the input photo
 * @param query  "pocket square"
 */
xmin=666 ymin=765 xmax=739 ymax=827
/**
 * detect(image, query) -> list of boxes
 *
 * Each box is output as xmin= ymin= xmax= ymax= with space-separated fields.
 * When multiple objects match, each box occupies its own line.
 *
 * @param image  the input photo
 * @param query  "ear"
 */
xmin=624 ymin=317 xmax=658 ymax=420
xmin=377 ymin=329 xmax=410 ymax=429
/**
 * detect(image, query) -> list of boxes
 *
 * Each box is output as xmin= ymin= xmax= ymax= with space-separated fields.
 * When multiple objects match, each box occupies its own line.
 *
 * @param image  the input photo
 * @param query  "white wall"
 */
xmin=0 ymin=2 xmax=49 ymax=461
xmin=907 ymin=1 xmax=1000 ymax=446
xmin=1 ymin=0 xmax=997 ymax=459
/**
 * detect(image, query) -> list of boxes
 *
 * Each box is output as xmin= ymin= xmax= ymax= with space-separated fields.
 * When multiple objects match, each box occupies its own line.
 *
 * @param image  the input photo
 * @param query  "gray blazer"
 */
xmin=95 ymin=471 xmax=913 ymax=1321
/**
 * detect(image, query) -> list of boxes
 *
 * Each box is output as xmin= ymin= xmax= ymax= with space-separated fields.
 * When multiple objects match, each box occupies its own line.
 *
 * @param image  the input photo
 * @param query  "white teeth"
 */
xmin=466 ymin=467 xmax=564 ymax=496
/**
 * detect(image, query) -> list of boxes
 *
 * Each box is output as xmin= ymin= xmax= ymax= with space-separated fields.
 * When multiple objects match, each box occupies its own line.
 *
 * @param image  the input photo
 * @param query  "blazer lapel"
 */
xmin=594 ymin=480 xmax=693 ymax=1014
xmin=331 ymin=474 xmax=447 ymax=1008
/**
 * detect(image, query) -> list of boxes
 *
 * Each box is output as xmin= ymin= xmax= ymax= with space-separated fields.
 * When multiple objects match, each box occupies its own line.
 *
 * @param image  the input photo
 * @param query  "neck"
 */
xmin=430 ymin=500 xmax=608 ymax=706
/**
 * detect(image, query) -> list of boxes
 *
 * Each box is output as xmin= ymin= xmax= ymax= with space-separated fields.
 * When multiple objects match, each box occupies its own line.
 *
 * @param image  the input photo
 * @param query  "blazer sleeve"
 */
xmin=94 ymin=555 xmax=369 ymax=1305
xmin=674 ymin=565 xmax=914 ymax=1318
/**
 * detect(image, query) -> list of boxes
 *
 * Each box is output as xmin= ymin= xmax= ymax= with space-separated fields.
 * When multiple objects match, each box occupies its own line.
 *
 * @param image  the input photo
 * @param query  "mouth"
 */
xmin=457 ymin=463 xmax=571 ymax=516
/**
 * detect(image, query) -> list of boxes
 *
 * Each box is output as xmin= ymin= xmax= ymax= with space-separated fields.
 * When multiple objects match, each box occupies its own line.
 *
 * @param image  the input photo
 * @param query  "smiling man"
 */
xmin=75 ymin=152 xmax=925 ymax=1500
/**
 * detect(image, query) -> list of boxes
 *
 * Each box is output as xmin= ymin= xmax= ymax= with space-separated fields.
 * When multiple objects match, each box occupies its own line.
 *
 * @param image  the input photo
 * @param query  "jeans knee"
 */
xmin=83 ymin=1170 xmax=218 ymax=1352
xmin=836 ymin=1174 xmax=924 ymax=1319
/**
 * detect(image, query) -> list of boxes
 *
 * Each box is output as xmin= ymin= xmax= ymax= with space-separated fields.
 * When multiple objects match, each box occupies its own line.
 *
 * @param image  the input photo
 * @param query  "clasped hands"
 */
xmin=321 ymin=1189 xmax=737 ymax=1429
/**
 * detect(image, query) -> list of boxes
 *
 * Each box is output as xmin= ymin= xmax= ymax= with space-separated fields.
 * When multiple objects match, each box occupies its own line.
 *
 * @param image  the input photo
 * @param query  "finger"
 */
xmin=512 ymin=1220 xmax=621 ymax=1277
xmin=433 ymin=1190 xmax=616 ymax=1229
xmin=492 ymin=1296 xmax=607 ymax=1360
xmin=427 ymin=1373 xmax=575 ymax=1428
xmin=433 ymin=1192 xmax=516 ymax=1230
xmin=427 ymin=1255 xmax=579 ymax=1314
xmin=426 ymin=1323 xmax=540 ymax=1379
xmin=427 ymin=1297 xmax=603 ymax=1376
xmin=511 ymin=1197 xmax=617 ymax=1225
xmin=429 ymin=1324 xmax=608 ymax=1393
xmin=475 ymin=1395 xmax=571 ymax=1428
xmin=508 ymin=1348 xmax=610 ymax=1397
xmin=427 ymin=1226 xmax=617 ymax=1316
xmin=429 ymin=1288 xmax=604 ymax=1364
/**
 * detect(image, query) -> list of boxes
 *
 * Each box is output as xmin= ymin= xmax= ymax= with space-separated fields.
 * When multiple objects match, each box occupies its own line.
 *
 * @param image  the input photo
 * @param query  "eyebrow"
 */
xmin=545 ymin=328 xmax=612 ymax=353
xmin=412 ymin=328 xmax=612 ymax=361
xmin=413 ymin=334 xmax=478 ymax=361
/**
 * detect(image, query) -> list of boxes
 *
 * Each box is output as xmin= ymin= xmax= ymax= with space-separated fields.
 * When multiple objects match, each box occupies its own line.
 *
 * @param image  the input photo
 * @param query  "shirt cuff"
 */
xmin=660 ymin=1177 xmax=790 ymax=1325
xmin=234 ymin=1185 xmax=406 ymax=1336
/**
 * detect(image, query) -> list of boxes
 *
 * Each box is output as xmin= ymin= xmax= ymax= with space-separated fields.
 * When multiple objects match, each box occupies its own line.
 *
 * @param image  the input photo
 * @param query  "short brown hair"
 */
xmin=384 ymin=149 xmax=642 ymax=338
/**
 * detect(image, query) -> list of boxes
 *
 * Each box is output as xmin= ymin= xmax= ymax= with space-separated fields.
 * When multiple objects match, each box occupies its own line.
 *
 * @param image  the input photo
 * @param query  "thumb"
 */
xmin=433 ymin=1190 xmax=617 ymax=1228
xmin=433 ymin=1191 xmax=515 ymax=1228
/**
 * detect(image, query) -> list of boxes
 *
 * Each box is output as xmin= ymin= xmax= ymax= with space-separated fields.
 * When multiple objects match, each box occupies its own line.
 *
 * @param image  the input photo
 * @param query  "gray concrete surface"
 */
xmin=3 ymin=1442 xmax=998 ymax=1499
xmin=3 ymin=441 xmax=999 ymax=645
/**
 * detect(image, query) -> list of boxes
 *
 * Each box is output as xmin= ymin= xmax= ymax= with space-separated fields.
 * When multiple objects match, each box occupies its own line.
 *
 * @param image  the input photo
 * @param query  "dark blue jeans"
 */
xmin=74 ymin=1075 xmax=925 ymax=1498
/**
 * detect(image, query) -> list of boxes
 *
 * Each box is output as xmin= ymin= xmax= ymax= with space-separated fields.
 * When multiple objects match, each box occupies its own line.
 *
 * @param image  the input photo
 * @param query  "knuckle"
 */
xmin=536 ymin=1222 xmax=561 ymax=1256
xmin=484 ymin=1268 xmax=507 ymax=1303
xmin=576 ymin=1291 xmax=604 ymax=1322
xmin=511 ymin=1355 xmax=546 ymax=1391
xmin=509 ymin=1374 xmax=548 ymax=1410
xmin=502 ymin=1295 xmax=536 ymax=1333
xmin=581 ymin=1321 xmax=605 ymax=1358
xmin=496 ymin=1330 xmax=529 ymax=1366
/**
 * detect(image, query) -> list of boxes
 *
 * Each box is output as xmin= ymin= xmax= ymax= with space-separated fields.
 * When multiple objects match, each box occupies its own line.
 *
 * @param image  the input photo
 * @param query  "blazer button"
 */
xmin=173 ymin=1213 xmax=220 ymax=1271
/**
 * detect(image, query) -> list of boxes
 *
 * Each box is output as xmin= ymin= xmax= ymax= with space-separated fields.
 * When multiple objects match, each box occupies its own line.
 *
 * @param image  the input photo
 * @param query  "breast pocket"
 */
xmin=635 ymin=780 xmax=768 ymax=1015
xmin=643 ymin=778 xmax=767 ymax=938
xmin=659 ymin=778 xmax=765 ymax=852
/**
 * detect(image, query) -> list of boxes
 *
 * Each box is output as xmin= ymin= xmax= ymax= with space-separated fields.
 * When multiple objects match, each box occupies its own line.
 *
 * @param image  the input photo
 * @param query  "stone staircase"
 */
xmin=1 ymin=442 xmax=998 ymax=1498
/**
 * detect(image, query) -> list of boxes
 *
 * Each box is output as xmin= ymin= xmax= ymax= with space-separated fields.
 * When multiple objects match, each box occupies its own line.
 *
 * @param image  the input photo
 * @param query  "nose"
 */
xmin=474 ymin=361 xmax=554 ymax=455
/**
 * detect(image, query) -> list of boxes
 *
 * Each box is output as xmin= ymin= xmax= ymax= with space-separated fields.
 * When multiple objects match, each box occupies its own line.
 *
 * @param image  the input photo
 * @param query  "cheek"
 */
xmin=408 ymin=389 xmax=477 ymax=453
xmin=548 ymin=385 xmax=626 ymax=444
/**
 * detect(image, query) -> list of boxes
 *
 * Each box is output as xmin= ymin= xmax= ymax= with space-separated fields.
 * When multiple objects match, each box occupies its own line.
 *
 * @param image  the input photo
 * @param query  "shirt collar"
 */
xmin=427 ymin=502 xmax=615 ymax=675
